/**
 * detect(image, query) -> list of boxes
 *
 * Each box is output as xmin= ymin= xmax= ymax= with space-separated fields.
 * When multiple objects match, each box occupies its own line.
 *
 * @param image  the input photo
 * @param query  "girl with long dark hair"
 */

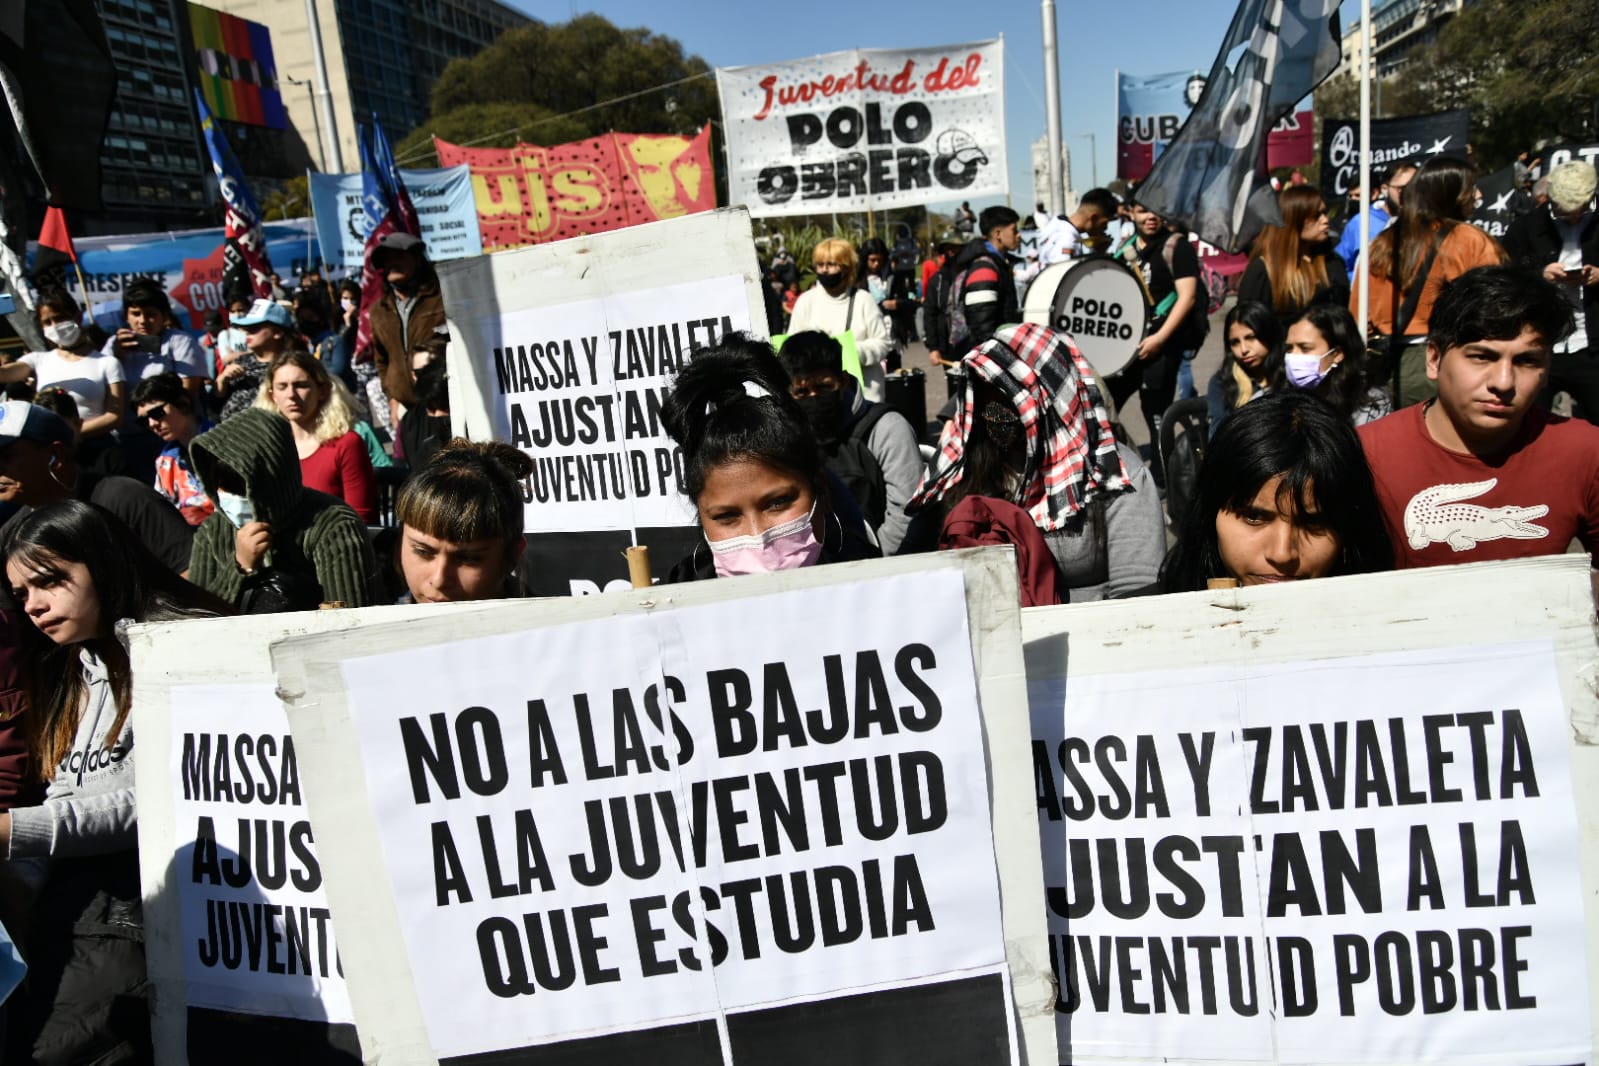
xmin=1162 ymin=390 xmax=1393 ymax=591
xmin=1274 ymin=304 xmax=1391 ymax=426
xmin=1 ymin=500 xmax=226 ymax=1062
xmin=1207 ymin=300 xmax=1283 ymax=438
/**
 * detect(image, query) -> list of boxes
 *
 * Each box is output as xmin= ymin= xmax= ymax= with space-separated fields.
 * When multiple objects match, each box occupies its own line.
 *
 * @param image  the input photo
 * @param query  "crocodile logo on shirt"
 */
xmin=1403 ymin=478 xmax=1550 ymax=552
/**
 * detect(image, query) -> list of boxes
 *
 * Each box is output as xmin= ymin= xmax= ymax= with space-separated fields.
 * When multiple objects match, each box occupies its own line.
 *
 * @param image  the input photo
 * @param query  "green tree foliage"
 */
xmin=403 ymin=14 xmax=717 ymax=157
xmin=259 ymin=175 xmax=310 ymax=220
xmin=1402 ymin=0 xmax=1599 ymax=166
xmin=1315 ymin=0 xmax=1599 ymax=171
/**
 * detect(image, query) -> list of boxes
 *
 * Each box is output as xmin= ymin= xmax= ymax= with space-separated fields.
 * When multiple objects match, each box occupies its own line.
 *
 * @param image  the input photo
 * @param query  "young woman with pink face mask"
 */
xmin=661 ymin=337 xmax=880 ymax=582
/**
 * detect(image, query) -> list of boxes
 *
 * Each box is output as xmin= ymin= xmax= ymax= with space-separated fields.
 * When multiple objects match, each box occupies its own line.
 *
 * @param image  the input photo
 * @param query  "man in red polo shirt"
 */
xmin=1359 ymin=265 xmax=1599 ymax=568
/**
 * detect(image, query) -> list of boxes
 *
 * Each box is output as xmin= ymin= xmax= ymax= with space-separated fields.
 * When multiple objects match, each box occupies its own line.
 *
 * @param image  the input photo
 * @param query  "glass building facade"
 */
xmin=94 ymin=0 xmax=211 ymax=232
xmin=333 ymin=0 xmax=528 ymax=141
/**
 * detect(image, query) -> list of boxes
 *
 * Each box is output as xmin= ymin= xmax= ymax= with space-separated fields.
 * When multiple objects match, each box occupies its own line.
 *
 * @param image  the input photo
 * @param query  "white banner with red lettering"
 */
xmin=717 ymin=41 xmax=1006 ymax=217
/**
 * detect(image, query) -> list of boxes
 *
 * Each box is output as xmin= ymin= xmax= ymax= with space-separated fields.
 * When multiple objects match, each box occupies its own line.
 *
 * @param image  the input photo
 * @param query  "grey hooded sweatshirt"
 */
xmin=7 ymin=647 xmax=136 ymax=858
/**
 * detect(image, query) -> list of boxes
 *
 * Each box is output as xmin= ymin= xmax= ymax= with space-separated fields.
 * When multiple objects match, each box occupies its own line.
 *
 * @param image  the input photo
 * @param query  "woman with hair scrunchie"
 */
xmin=660 ymin=335 xmax=879 ymax=582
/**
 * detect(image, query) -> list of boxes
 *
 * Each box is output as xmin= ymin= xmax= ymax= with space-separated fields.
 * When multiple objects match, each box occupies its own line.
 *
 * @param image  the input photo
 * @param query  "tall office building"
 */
xmin=1341 ymin=0 xmax=1470 ymax=80
xmin=203 ymin=0 xmax=530 ymax=173
xmin=93 ymin=0 xmax=212 ymax=234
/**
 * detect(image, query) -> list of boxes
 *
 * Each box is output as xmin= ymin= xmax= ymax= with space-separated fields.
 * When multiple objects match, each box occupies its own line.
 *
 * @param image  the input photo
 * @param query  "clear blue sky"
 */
xmin=508 ymin=1 xmax=1361 ymax=214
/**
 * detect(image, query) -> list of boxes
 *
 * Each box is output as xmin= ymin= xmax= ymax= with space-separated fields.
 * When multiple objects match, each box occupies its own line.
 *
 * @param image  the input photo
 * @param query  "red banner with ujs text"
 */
xmin=435 ymin=126 xmax=716 ymax=252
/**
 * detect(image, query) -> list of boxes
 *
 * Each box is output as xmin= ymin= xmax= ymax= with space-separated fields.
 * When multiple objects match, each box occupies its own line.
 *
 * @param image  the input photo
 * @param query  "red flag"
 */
xmin=31 ymin=205 xmax=77 ymax=283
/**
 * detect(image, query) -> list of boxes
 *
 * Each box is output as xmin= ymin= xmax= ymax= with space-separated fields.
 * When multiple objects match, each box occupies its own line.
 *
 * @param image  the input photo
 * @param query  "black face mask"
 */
xmin=797 ymin=393 xmax=847 ymax=444
xmin=815 ymin=271 xmax=846 ymax=291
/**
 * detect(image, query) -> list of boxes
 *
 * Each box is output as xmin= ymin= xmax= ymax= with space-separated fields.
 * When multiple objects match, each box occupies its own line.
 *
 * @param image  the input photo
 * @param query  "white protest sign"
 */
xmin=717 ymin=41 xmax=1007 ymax=217
xmin=439 ymin=207 xmax=769 ymax=595
xmin=132 ymin=602 xmax=500 ymax=1063
xmin=1022 ymin=556 xmax=1599 ymax=1065
xmin=271 ymin=551 xmax=1055 ymax=1064
xmin=171 ymin=684 xmax=352 ymax=1023
xmin=482 ymin=275 xmax=748 ymax=535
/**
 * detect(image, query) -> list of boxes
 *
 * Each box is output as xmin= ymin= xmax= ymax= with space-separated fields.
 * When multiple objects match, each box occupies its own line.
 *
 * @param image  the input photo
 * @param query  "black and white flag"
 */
xmin=1135 ymin=0 xmax=1341 ymax=253
xmin=1318 ymin=109 xmax=1471 ymax=204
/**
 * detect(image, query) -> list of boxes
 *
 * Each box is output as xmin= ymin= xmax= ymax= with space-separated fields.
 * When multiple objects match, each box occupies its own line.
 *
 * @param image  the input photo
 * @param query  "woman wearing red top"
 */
xmin=256 ymin=349 xmax=377 ymax=523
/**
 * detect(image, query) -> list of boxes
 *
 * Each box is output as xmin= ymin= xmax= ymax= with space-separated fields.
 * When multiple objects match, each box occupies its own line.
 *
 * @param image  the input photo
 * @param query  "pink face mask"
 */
xmin=705 ymin=505 xmax=822 ymax=577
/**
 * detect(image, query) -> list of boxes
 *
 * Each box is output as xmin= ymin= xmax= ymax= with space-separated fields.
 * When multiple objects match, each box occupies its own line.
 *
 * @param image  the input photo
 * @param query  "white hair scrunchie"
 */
xmin=706 ymin=379 xmax=772 ymax=415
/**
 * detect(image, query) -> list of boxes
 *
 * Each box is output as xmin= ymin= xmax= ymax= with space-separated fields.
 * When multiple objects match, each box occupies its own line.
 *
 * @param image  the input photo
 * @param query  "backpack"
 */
xmin=1118 ymin=234 xmax=1211 ymax=349
xmin=825 ymin=404 xmax=892 ymax=529
xmin=923 ymin=264 xmax=953 ymax=351
xmin=943 ymin=262 xmax=978 ymax=357
xmin=890 ymin=237 xmax=920 ymax=277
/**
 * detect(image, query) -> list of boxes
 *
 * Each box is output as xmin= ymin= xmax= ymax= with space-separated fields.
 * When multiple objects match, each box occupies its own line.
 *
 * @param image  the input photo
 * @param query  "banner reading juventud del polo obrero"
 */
xmin=717 ymin=41 xmax=1007 ymax=217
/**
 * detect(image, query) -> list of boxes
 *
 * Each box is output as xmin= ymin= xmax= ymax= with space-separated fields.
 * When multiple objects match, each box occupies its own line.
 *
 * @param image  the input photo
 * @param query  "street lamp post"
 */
xmin=1040 ymin=0 xmax=1065 ymax=215
xmin=1073 ymin=133 xmax=1098 ymax=189
xmin=284 ymin=75 xmax=325 ymax=172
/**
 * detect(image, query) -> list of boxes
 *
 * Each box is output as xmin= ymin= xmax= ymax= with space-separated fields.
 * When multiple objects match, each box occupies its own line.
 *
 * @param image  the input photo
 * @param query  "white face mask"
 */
xmin=216 ymin=489 xmax=256 ymax=529
xmin=1284 ymin=351 xmax=1336 ymax=388
xmin=43 ymin=321 xmax=82 ymax=349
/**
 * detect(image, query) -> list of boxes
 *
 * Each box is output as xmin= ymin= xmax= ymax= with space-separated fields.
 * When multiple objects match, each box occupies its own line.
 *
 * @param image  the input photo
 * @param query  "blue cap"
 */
xmin=230 ymin=298 xmax=294 ymax=330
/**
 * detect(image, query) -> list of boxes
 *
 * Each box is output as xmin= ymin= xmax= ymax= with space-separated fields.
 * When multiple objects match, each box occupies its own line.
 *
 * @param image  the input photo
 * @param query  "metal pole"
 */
xmin=286 ymin=75 xmax=325 ymax=171
xmin=1112 ymin=67 xmax=1120 ymax=191
xmin=305 ymin=0 xmax=343 ymax=172
xmin=1040 ymin=0 xmax=1065 ymax=215
xmin=1357 ymin=0 xmax=1372 ymax=332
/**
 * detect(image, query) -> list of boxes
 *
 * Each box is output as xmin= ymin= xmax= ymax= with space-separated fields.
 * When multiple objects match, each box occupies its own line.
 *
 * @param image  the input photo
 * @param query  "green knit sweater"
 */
xmin=188 ymin=409 xmax=378 ymax=608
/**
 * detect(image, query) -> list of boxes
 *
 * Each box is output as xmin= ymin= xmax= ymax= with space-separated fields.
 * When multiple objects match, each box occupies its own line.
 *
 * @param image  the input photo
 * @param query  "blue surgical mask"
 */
xmin=216 ymin=489 xmax=256 ymax=529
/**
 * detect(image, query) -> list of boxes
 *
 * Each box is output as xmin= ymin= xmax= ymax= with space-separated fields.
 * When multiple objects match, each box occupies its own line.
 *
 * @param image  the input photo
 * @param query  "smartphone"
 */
xmin=135 ymin=333 xmax=163 ymax=355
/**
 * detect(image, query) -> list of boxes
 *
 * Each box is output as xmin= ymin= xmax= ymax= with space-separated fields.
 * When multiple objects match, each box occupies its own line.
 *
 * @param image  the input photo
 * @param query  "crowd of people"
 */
xmin=0 ymin=226 xmax=543 ymax=1059
xmin=697 ymin=158 xmax=1597 ymax=604
xmin=0 ymin=147 xmax=1591 ymax=1059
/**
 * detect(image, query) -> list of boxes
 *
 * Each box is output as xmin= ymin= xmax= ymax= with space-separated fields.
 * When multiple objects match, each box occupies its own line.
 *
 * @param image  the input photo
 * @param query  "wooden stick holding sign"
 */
xmin=624 ymin=545 xmax=652 ymax=589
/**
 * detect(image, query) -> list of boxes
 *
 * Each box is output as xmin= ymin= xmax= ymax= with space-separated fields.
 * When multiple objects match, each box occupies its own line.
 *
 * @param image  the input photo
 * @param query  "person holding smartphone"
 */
xmin=1503 ymin=160 xmax=1598 ymax=422
xmin=100 ymin=279 xmax=212 ymax=399
xmin=99 ymin=278 xmax=214 ymax=482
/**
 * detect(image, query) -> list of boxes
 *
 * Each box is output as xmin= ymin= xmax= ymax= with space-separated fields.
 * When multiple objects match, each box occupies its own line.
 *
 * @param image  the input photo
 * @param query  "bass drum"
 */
xmin=1020 ymin=254 xmax=1147 ymax=378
